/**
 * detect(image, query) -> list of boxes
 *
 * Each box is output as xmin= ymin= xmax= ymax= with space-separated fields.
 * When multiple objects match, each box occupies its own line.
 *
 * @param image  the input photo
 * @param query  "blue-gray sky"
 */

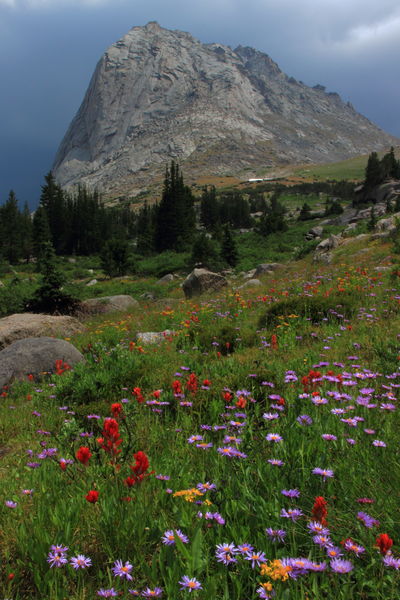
xmin=1 ymin=0 xmax=400 ymax=208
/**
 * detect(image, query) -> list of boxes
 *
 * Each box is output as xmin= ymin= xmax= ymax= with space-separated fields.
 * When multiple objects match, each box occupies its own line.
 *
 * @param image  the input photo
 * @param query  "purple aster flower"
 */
xmin=70 ymin=554 xmax=92 ymax=569
xmin=308 ymin=521 xmax=330 ymax=535
xmin=281 ymin=489 xmax=300 ymax=498
xmin=112 ymin=559 xmax=133 ymax=580
xmin=372 ymin=440 xmax=386 ymax=447
xmin=266 ymin=433 xmax=283 ymax=443
xmin=141 ymin=587 xmax=164 ymax=597
xmin=196 ymin=442 xmax=213 ymax=449
xmin=223 ymin=435 xmax=242 ymax=444
xmin=22 ymin=489 xmax=34 ymax=495
xmin=97 ymin=589 xmax=118 ymax=597
xmin=313 ymin=535 xmax=332 ymax=548
xmin=213 ymin=512 xmax=225 ymax=525
xmin=308 ymin=561 xmax=327 ymax=572
xmin=245 ymin=550 xmax=267 ymax=568
xmin=179 ymin=575 xmax=202 ymax=592
xmin=256 ymin=586 xmax=275 ymax=599
xmin=321 ymin=434 xmax=337 ymax=441
xmin=357 ymin=511 xmax=380 ymax=528
xmin=263 ymin=412 xmax=280 ymax=421
xmin=156 ymin=474 xmax=170 ymax=481
xmin=237 ymin=543 xmax=254 ymax=555
xmin=330 ymin=558 xmax=353 ymax=573
xmin=287 ymin=557 xmax=313 ymax=576
xmin=216 ymin=550 xmax=238 ymax=565
xmin=161 ymin=529 xmax=189 ymax=545
xmin=5 ymin=500 xmax=17 ymax=508
xmin=196 ymin=482 xmax=216 ymax=493
xmin=344 ymin=540 xmax=365 ymax=555
xmin=267 ymin=458 xmax=284 ymax=466
xmin=312 ymin=467 xmax=334 ymax=480
xmin=297 ymin=414 xmax=313 ymax=426
xmin=216 ymin=542 xmax=238 ymax=556
xmin=47 ymin=551 xmax=68 ymax=568
xmin=280 ymin=508 xmax=303 ymax=521
xmin=326 ymin=546 xmax=343 ymax=559
xmin=265 ymin=528 xmax=286 ymax=542
xmin=27 ymin=462 xmax=41 ymax=468
xmin=383 ymin=554 xmax=400 ymax=569
xmin=188 ymin=435 xmax=203 ymax=444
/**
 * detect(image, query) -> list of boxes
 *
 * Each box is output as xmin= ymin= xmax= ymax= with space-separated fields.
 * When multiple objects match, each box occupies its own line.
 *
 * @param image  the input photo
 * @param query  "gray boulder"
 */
xmin=0 ymin=337 xmax=84 ymax=387
xmin=182 ymin=269 xmax=227 ymax=299
xmin=305 ymin=226 xmax=323 ymax=240
xmin=0 ymin=313 xmax=84 ymax=350
xmin=80 ymin=295 xmax=139 ymax=315
xmin=86 ymin=279 xmax=98 ymax=286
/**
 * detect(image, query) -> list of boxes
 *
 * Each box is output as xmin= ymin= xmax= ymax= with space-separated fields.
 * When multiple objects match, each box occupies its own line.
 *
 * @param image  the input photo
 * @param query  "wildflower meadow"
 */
xmin=1 ymin=259 xmax=400 ymax=599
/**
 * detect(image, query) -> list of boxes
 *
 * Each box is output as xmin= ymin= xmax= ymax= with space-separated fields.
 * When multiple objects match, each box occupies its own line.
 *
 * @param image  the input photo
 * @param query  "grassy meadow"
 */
xmin=0 ymin=237 xmax=400 ymax=599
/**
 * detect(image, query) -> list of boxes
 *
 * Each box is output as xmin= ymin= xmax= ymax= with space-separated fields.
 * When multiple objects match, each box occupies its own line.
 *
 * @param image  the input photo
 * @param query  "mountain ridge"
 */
xmin=53 ymin=21 xmax=399 ymax=198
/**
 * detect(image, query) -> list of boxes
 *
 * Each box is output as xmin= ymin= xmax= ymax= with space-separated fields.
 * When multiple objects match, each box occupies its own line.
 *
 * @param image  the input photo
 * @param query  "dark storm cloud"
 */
xmin=1 ymin=0 xmax=399 ymax=206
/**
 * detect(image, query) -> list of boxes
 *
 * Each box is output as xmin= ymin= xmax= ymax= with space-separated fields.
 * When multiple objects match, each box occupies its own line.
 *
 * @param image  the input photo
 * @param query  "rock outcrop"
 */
xmin=53 ymin=22 xmax=398 ymax=199
xmin=0 ymin=313 xmax=83 ymax=350
xmin=0 ymin=337 xmax=84 ymax=387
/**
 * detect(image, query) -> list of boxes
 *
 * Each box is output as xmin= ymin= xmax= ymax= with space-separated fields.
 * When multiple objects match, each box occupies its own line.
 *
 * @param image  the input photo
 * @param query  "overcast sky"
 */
xmin=1 ymin=0 xmax=400 ymax=207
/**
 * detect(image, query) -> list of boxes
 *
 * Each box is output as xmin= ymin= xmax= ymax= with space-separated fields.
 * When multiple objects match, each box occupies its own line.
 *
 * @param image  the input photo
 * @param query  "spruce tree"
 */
xmin=155 ymin=161 xmax=196 ymax=252
xmin=221 ymin=224 xmax=238 ymax=267
xmin=364 ymin=152 xmax=382 ymax=191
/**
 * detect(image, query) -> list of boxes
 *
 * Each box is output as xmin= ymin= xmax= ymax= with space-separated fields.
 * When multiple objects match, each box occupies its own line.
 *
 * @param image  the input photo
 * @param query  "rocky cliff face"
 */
xmin=53 ymin=21 xmax=398 ymax=197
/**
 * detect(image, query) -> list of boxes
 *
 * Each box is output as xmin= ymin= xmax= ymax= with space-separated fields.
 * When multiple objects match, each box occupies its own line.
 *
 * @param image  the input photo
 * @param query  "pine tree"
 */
xmin=200 ymin=186 xmax=220 ymax=229
xmin=190 ymin=232 xmax=221 ymax=271
xmin=155 ymin=161 xmax=196 ymax=252
xmin=40 ymin=172 xmax=66 ymax=254
xmin=0 ymin=190 xmax=24 ymax=264
xmin=32 ymin=205 xmax=52 ymax=266
xmin=221 ymin=224 xmax=238 ymax=267
xmin=364 ymin=152 xmax=382 ymax=191
xmin=26 ymin=241 xmax=79 ymax=314
xmin=100 ymin=238 xmax=131 ymax=277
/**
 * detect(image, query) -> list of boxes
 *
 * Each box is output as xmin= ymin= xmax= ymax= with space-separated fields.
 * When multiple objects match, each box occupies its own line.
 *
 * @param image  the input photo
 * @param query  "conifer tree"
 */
xmin=221 ymin=223 xmax=238 ymax=267
xmin=155 ymin=161 xmax=196 ymax=252
xmin=364 ymin=152 xmax=382 ymax=191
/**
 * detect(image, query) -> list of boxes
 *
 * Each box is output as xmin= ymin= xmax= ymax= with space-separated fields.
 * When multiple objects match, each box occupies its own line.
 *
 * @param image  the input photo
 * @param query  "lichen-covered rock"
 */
xmin=182 ymin=269 xmax=227 ymax=299
xmin=0 ymin=337 xmax=84 ymax=387
xmin=0 ymin=313 xmax=84 ymax=350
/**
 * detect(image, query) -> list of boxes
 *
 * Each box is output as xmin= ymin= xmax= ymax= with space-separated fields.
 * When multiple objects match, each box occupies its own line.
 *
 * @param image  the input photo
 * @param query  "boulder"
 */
xmin=305 ymin=226 xmax=323 ymax=240
xmin=80 ymin=295 xmax=139 ymax=315
xmin=0 ymin=313 xmax=84 ymax=350
xmin=254 ymin=263 xmax=282 ymax=276
xmin=313 ymin=252 xmax=333 ymax=265
xmin=136 ymin=330 xmax=175 ymax=344
xmin=0 ymin=337 xmax=84 ymax=387
xmin=315 ymin=234 xmax=341 ymax=253
xmin=243 ymin=269 xmax=256 ymax=279
xmin=86 ymin=279 xmax=98 ymax=286
xmin=182 ymin=269 xmax=227 ymax=299
xmin=156 ymin=273 xmax=175 ymax=284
